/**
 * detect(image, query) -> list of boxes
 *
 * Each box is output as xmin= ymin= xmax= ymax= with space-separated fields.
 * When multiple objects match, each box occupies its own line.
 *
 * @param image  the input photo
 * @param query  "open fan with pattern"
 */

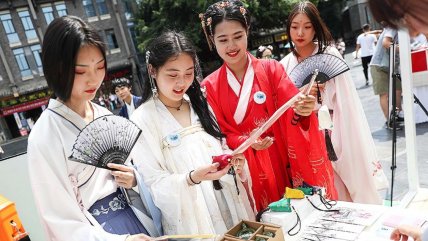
xmin=68 ymin=115 xmax=142 ymax=170
xmin=289 ymin=53 xmax=350 ymax=88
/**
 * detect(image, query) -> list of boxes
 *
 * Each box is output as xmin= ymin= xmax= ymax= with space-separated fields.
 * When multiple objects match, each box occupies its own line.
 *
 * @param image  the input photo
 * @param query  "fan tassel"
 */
xmin=316 ymin=82 xmax=322 ymax=104
xmin=213 ymin=180 xmax=223 ymax=190
xmin=324 ymin=129 xmax=337 ymax=161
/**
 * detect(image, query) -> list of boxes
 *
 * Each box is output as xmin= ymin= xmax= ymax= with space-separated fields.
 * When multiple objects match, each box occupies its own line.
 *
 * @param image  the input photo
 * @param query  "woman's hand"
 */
xmin=390 ymin=225 xmax=422 ymax=241
xmin=191 ymin=163 xmax=230 ymax=183
xmin=126 ymin=234 xmax=153 ymax=241
xmin=299 ymin=82 xmax=325 ymax=97
xmin=229 ymin=153 xmax=246 ymax=174
xmin=293 ymin=94 xmax=316 ymax=116
xmin=108 ymin=163 xmax=137 ymax=189
xmin=251 ymin=136 xmax=274 ymax=150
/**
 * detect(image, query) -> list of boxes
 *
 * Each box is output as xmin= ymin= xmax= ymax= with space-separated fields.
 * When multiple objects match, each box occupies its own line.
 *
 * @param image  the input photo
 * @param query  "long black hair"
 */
xmin=286 ymin=1 xmax=333 ymax=58
xmin=144 ymin=30 xmax=224 ymax=140
xmin=42 ymin=15 xmax=106 ymax=101
xmin=201 ymin=0 xmax=251 ymax=50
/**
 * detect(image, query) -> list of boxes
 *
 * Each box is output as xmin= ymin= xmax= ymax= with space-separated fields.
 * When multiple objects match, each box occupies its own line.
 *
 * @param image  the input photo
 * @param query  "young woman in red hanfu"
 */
xmin=200 ymin=0 xmax=338 ymax=211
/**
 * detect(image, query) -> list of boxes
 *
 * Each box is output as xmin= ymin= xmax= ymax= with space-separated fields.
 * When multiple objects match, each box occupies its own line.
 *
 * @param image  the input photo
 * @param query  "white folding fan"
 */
xmin=289 ymin=53 xmax=350 ymax=88
xmin=68 ymin=115 xmax=142 ymax=169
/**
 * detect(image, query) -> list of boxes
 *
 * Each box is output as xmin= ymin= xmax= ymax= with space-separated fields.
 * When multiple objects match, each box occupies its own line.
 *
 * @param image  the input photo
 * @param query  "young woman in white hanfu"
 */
xmin=130 ymin=30 xmax=255 ymax=235
xmin=27 ymin=16 xmax=161 ymax=241
xmin=280 ymin=1 xmax=387 ymax=204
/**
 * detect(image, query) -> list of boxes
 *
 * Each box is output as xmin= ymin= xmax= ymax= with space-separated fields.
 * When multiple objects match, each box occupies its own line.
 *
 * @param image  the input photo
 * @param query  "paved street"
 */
xmin=344 ymin=52 xmax=428 ymax=202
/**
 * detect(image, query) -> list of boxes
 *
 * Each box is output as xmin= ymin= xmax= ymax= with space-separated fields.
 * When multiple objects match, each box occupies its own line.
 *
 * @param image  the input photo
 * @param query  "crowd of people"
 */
xmin=26 ymin=0 xmax=427 ymax=241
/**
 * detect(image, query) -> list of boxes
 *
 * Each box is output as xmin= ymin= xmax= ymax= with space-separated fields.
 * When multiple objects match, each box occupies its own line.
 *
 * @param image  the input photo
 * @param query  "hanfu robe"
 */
xmin=202 ymin=54 xmax=337 ymax=211
xmin=27 ymin=99 xmax=158 ymax=241
xmin=131 ymin=98 xmax=255 ymax=235
xmin=281 ymin=45 xmax=384 ymax=204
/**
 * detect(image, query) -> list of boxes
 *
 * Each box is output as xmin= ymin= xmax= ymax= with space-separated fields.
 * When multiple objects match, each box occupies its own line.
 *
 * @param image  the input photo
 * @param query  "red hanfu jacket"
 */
xmin=202 ymin=54 xmax=337 ymax=211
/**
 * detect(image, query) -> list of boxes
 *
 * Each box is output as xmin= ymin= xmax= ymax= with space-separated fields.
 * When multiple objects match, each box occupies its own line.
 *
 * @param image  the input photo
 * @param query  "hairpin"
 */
xmin=240 ymin=6 xmax=248 ymax=29
xmin=145 ymin=51 xmax=158 ymax=98
xmin=199 ymin=14 xmax=214 ymax=51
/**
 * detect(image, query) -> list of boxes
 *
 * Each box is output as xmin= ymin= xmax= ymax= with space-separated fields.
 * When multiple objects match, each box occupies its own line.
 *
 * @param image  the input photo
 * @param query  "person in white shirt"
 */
xmin=355 ymin=24 xmax=377 ymax=85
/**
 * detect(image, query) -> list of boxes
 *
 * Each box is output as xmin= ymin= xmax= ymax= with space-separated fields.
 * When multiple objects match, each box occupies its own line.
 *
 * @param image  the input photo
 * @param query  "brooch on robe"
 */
xmin=253 ymin=91 xmax=266 ymax=104
xmin=163 ymin=133 xmax=181 ymax=148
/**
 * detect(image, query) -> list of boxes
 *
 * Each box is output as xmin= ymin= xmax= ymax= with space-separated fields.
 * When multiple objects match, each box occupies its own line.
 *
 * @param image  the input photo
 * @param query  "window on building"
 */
xmin=0 ymin=13 xmax=20 ymax=44
xmin=83 ymin=0 xmax=96 ymax=17
xmin=55 ymin=2 xmax=68 ymax=17
xmin=106 ymin=29 xmax=119 ymax=50
xmin=31 ymin=45 xmax=42 ymax=72
xmin=96 ymin=0 xmax=108 ymax=15
xmin=124 ymin=1 xmax=133 ymax=20
xmin=18 ymin=10 xmax=38 ymax=40
xmin=42 ymin=6 xmax=54 ymax=24
xmin=13 ymin=48 xmax=32 ymax=77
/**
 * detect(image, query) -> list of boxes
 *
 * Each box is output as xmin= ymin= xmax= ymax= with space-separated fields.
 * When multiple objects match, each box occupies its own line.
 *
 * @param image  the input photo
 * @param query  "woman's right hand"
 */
xmin=251 ymin=136 xmax=274 ymax=150
xmin=126 ymin=234 xmax=153 ymax=241
xmin=299 ymin=82 xmax=325 ymax=97
xmin=191 ymin=163 xmax=231 ymax=183
xmin=390 ymin=225 xmax=422 ymax=241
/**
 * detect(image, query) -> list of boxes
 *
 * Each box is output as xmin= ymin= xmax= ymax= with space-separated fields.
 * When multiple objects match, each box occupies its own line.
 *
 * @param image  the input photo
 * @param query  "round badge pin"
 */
xmin=253 ymin=91 xmax=266 ymax=104
xmin=166 ymin=133 xmax=181 ymax=147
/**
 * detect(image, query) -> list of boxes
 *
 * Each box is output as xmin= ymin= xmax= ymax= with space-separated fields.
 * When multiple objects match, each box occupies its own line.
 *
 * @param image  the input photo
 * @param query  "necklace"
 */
xmin=160 ymin=98 xmax=184 ymax=111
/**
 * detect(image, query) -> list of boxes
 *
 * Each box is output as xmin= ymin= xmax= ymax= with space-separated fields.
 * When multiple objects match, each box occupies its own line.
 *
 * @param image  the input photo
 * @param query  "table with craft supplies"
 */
xmin=261 ymin=196 xmax=428 ymax=241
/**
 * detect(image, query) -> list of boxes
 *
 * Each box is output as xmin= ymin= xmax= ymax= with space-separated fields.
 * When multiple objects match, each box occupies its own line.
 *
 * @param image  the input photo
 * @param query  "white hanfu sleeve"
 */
xmin=27 ymin=122 xmax=127 ymax=241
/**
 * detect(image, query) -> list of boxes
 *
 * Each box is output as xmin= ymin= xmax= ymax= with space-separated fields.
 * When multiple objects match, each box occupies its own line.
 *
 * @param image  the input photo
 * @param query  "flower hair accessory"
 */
xmin=217 ymin=1 xmax=230 ymax=9
xmin=258 ymin=45 xmax=273 ymax=52
xmin=240 ymin=6 xmax=248 ymax=28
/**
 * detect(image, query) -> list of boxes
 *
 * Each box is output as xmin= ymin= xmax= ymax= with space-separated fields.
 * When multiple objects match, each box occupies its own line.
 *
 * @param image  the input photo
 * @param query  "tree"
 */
xmin=134 ymin=0 xmax=319 ymax=73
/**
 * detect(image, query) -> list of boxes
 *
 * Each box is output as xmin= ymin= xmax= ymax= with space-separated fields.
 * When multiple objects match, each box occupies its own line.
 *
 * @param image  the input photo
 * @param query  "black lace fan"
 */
xmin=68 ymin=115 xmax=142 ymax=170
xmin=289 ymin=53 xmax=350 ymax=88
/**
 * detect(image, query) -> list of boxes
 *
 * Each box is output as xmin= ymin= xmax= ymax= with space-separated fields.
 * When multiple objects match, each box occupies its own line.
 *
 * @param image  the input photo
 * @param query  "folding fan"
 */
xmin=289 ymin=53 xmax=350 ymax=88
xmin=68 ymin=115 xmax=142 ymax=170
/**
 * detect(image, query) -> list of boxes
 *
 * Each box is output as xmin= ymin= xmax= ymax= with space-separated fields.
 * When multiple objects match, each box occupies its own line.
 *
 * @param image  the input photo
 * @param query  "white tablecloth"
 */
xmin=262 ymin=199 xmax=428 ymax=241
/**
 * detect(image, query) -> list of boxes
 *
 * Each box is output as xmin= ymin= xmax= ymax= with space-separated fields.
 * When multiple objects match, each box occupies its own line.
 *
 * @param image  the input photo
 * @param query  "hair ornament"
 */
xmin=194 ymin=55 xmax=204 ymax=83
xmin=145 ymin=51 xmax=158 ymax=98
xmin=200 ymin=14 xmax=214 ymax=51
xmin=217 ymin=1 xmax=230 ymax=9
xmin=240 ymin=6 xmax=248 ymax=29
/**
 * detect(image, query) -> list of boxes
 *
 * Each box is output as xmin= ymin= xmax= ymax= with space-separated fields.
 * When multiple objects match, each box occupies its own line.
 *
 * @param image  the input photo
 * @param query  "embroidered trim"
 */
xmin=90 ymin=193 xmax=127 ymax=216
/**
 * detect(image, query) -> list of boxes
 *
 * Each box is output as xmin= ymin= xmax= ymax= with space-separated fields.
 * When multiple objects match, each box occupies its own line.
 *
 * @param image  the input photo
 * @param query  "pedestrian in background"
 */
xmin=255 ymin=45 xmax=273 ymax=59
xmin=336 ymin=38 xmax=346 ymax=58
xmin=112 ymin=77 xmax=143 ymax=119
xmin=355 ymin=24 xmax=377 ymax=86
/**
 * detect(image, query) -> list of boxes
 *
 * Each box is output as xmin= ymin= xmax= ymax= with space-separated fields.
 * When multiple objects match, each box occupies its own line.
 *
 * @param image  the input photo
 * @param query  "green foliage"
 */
xmin=135 ymin=0 xmax=319 ymax=53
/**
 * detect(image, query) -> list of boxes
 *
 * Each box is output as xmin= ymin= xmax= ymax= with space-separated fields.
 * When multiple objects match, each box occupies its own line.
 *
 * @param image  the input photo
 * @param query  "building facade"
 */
xmin=0 ymin=0 xmax=142 ymax=142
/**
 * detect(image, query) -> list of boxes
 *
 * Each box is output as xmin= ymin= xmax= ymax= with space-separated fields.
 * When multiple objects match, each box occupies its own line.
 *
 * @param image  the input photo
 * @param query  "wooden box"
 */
xmin=222 ymin=220 xmax=285 ymax=241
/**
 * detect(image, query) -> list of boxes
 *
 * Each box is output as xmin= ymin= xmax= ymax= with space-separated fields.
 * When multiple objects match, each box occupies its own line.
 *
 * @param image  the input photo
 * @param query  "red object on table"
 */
xmin=411 ymin=48 xmax=428 ymax=73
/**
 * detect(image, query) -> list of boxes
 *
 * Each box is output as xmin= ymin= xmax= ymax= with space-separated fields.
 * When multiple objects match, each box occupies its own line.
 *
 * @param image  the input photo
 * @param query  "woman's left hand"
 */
xmin=293 ymin=94 xmax=316 ymax=116
xmin=108 ymin=163 xmax=137 ymax=189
